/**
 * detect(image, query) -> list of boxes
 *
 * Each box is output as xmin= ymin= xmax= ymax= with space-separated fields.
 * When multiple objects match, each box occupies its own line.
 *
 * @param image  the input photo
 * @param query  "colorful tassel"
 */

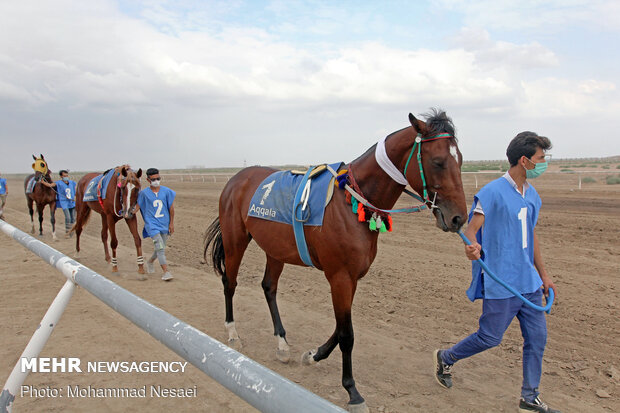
xmin=351 ymin=197 xmax=358 ymax=213
xmin=369 ymin=217 xmax=377 ymax=231
xmin=379 ymin=221 xmax=387 ymax=232
xmin=345 ymin=191 xmax=351 ymax=204
xmin=387 ymin=215 xmax=393 ymax=232
xmin=357 ymin=205 xmax=365 ymax=222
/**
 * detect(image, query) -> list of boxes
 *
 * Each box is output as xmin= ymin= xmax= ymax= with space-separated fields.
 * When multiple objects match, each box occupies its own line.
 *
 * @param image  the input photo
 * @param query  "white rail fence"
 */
xmin=161 ymin=170 xmax=618 ymax=190
xmin=0 ymin=220 xmax=345 ymax=413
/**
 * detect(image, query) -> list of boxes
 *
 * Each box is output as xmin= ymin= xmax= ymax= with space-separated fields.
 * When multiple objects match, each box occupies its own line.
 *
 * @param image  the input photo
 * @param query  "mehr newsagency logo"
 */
xmin=19 ymin=357 xmax=197 ymax=399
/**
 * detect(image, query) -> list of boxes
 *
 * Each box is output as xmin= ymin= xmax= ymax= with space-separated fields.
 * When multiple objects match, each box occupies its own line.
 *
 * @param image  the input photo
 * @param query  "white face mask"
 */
xmin=150 ymin=179 xmax=161 ymax=187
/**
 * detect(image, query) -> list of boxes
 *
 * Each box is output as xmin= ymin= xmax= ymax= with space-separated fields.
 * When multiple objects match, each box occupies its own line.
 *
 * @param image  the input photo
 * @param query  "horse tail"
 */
xmin=70 ymin=206 xmax=91 ymax=234
xmin=204 ymin=217 xmax=226 ymax=277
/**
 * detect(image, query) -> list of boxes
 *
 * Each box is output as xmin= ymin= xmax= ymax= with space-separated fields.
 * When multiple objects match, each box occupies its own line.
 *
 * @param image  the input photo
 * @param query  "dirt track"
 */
xmin=1 ymin=170 xmax=619 ymax=412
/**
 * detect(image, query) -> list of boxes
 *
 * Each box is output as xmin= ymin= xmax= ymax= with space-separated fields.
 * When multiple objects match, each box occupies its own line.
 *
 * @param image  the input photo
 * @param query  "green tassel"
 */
xmin=369 ymin=217 xmax=377 ymax=231
xmin=352 ymin=197 xmax=358 ymax=213
xmin=379 ymin=221 xmax=387 ymax=232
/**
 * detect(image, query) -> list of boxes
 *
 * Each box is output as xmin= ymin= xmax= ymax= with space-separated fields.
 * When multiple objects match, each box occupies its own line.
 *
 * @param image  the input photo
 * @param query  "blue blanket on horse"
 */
xmin=248 ymin=162 xmax=342 ymax=227
xmin=25 ymin=177 xmax=37 ymax=194
xmin=83 ymin=169 xmax=117 ymax=202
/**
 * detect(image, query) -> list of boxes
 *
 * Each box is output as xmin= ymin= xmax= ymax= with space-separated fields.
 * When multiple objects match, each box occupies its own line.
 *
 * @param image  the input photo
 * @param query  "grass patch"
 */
xmin=581 ymin=177 xmax=596 ymax=183
xmin=606 ymin=175 xmax=620 ymax=185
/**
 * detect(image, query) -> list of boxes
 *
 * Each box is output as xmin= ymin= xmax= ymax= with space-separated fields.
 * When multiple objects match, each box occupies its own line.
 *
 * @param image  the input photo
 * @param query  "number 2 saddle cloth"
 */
xmin=82 ymin=168 xmax=118 ymax=202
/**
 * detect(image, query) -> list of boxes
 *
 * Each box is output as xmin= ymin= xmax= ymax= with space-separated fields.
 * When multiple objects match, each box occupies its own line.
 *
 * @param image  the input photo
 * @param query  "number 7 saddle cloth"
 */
xmin=247 ymin=162 xmax=343 ymax=227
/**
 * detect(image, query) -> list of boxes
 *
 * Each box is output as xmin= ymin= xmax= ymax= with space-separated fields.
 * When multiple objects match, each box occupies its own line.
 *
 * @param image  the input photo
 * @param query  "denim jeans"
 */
xmin=62 ymin=207 xmax=76 ymax=232
xmin=442 ymin=289 xmax=547 ymax=402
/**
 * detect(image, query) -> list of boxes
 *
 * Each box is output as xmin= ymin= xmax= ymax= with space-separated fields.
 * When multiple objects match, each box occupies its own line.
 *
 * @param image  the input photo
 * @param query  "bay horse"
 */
xmin=24 ymin=154 xmax=58 ymax=240
xmin=72 ymin=166 xmax=145 ymax=275
xmin=204 ymin=109 xmax=468 ymax=412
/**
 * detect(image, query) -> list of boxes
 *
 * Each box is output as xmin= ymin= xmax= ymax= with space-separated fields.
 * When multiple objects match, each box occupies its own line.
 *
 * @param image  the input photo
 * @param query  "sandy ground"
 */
xmin=1 ymin=169 xmax=619 ymax=413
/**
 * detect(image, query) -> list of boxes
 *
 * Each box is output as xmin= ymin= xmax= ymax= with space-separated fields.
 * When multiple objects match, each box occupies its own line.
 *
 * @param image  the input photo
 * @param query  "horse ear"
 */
xmin=32 ymin=155 xmax=37 ymax=161
xmin=409 ymin=113 xmax=420 ymax=132
xmin=121 ymin=167 xmax=128 ymax=177
xmin=136 ymin=168 xmax=142 ymax=178
xmin=40 ymin=154 xmax=45 ymax=160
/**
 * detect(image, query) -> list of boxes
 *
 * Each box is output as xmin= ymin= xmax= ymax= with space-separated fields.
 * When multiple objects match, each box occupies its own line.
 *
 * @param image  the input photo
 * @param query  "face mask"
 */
xmin=525 ymin=159 xmax=547 ymax=179
xmin=150 ymin=179 xmax=161 ymax=187
xmin=62 ymin=177 xmax=69 ymax=182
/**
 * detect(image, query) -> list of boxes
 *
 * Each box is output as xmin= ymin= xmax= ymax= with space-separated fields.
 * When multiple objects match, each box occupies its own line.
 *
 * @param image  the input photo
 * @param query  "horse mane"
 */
xmin=422 ymin=108 xmax=457 ymax=142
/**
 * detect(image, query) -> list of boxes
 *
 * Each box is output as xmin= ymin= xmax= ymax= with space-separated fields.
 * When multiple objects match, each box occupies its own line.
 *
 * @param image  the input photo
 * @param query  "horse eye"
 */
xmin=40 ymin=163 xmax=45 ymax=167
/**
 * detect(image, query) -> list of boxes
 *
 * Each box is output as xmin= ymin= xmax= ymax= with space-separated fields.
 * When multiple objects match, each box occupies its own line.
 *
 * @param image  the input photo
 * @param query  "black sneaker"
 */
xmin=519 ymin=396 xmax=561 ymax=413
xmin=433 ymin=349 xmax=453 ymax=388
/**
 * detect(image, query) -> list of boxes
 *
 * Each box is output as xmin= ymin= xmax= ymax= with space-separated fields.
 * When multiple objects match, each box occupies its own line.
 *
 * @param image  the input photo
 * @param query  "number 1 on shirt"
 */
xmin=518 ymin=207 xmax=527 ymax=249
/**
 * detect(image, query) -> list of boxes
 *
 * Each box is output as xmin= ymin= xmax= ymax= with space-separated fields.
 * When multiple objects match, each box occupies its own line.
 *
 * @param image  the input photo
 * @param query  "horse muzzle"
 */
xmin=433 ymin=206 xmax=465 ymax=233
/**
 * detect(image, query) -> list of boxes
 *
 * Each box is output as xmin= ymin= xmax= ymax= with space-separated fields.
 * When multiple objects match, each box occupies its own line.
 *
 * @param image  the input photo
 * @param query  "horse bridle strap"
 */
xmin=403 ymin=132 xmax=453 ymax=204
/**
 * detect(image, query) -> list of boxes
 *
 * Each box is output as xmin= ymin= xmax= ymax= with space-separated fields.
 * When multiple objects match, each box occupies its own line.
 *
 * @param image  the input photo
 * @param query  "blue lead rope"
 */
xmin=458 ymin=230 xmax=554 ymax=313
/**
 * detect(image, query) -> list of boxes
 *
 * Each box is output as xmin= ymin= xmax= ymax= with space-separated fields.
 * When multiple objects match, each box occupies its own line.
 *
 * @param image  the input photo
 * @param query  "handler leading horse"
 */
xmin=24 ymin=154 xmax=58 ymax=240
xmin=73 ymin=166 xmax=145 ymax=275
xmin=204 ymin=109 xmax=468 ymax=412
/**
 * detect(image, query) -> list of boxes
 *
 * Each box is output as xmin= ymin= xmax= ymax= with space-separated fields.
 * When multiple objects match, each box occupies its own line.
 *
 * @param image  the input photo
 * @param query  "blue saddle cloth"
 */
xmin=26 ymin=177 xmax=37 ymax=194
xmin=83 ymin=169 xmax=117 ymax=202
xmin=248 ymin=162 xmax=342 ymax=227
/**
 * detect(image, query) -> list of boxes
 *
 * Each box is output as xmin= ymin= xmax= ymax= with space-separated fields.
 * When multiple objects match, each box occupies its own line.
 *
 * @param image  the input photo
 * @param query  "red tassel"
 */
xmin=387 ymin=215 xmax=393 ymax=232
xmin=357 ymin=205 xmax=365 ymax=222
xmin=345 ymin=191 xmax=352 ymax=204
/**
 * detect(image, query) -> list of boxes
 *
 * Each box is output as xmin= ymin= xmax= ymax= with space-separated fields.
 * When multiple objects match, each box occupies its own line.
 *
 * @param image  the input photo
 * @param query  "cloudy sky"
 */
xmin=1 ymin=0 xmax=619 ymax=173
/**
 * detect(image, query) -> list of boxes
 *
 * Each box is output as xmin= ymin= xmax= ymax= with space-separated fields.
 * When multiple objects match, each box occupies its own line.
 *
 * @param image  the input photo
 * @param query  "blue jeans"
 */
xmin=62 ymin=207 xmax=76 ymax=232
xmin=442 ymin=289 xmax=547 ymax=402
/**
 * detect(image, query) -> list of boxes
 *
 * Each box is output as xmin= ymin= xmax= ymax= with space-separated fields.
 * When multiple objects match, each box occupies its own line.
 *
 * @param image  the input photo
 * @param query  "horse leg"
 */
xmin=125 ymin=218 xmax=145 ymax=279
xmin=304 ymin=272 xmax=367 ymax=412
xmin=27 ymin=198 xmax=35 ymax=233
xmin=107 ymin=215 xmax=119 ymax=273
xmin=50 ymin=203 xmax=57 ymax=241
xmin=261 ymin=255 xmax=289 ymax=363
xmin=100 ymin=214 xmax=110 ymax=264
xmin=37 ymin=204 xmax=44 ymax=236
xmin=221 ymin=225 xmax=251 ymax=351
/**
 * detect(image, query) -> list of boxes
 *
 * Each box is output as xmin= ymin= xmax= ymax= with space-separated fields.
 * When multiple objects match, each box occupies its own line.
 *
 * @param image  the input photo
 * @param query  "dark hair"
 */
xmin=506 ymin=132 xmax=552 ymax=166
xmin=146 ymin=168 xmax=159 ymax=177
xmin=59 ymin=170 xmax=68 ymax=176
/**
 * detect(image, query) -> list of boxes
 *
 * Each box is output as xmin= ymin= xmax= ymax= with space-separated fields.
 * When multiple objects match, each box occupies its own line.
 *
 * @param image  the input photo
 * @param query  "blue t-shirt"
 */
xmin=466 ymin=176 xmax=543 ymax=301
xmin=56 ymin=180 xmax=77 ymax=209
xmin=0 ymin=178 xmax=6 ymax=195
xmin=137 ymin=186 xmax=176 ymax=238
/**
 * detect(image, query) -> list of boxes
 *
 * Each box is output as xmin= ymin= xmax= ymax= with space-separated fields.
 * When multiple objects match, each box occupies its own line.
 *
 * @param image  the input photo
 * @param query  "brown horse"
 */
xmin=204 ymin=110 xmax=468 ymax=412
xmin=24 ymin=154 xmax=58 ymax=240
xmin=72 ymin=166 xmax=145 ymax=274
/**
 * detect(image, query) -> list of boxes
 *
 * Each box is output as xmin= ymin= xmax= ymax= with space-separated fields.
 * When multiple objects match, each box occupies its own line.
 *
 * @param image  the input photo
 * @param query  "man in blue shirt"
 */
xmin=434 ymin=132 xmax=560 ymax=413
xmin=137 ymin=168 xmax=176 ymax=281
xmin=42 ymin=170 xmax=77 ymax=236
xmin=0 ymin=172 xmax=7 ymax=220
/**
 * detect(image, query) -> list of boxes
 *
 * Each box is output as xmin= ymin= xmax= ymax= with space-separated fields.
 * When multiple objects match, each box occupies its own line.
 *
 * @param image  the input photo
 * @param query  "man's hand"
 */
xmin=541 ymin=275 xmax=557 ymax=298
xmin=169 ymin=222 xmax=174 ymax=235
xmin=465 ymin=243 xmax=482 ymax=260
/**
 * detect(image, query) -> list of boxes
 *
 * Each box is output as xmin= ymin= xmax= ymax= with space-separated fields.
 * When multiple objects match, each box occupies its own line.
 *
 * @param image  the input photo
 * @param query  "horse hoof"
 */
xmin=74 ymin=252 xmax=80 ymax=259
xmin=301 ymin=349 xmax=317 ymax=366
xmin=112 ymin=266 xmax=119 ymax=273
xmin=228 ymin=338 xmax=243 ymax=351
xmin=137 ymin=273 xmax=147 ymax=281
xmin=276 ymin=348 xmax=290 ymax=364
xmin=138 ymin=267 xmax=145 ymax=275
xmin=347 ymin=401 xmax=369 ymax=413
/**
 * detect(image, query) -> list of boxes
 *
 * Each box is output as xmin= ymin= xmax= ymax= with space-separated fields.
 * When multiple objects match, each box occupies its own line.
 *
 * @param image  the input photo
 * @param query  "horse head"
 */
xmin=405 ymin=110 xmax=467 ymax=232
xmin=119 ymin=166 xmax=142 ymax=219
xmin=32 ymin=154 xmax=49 ymax=176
